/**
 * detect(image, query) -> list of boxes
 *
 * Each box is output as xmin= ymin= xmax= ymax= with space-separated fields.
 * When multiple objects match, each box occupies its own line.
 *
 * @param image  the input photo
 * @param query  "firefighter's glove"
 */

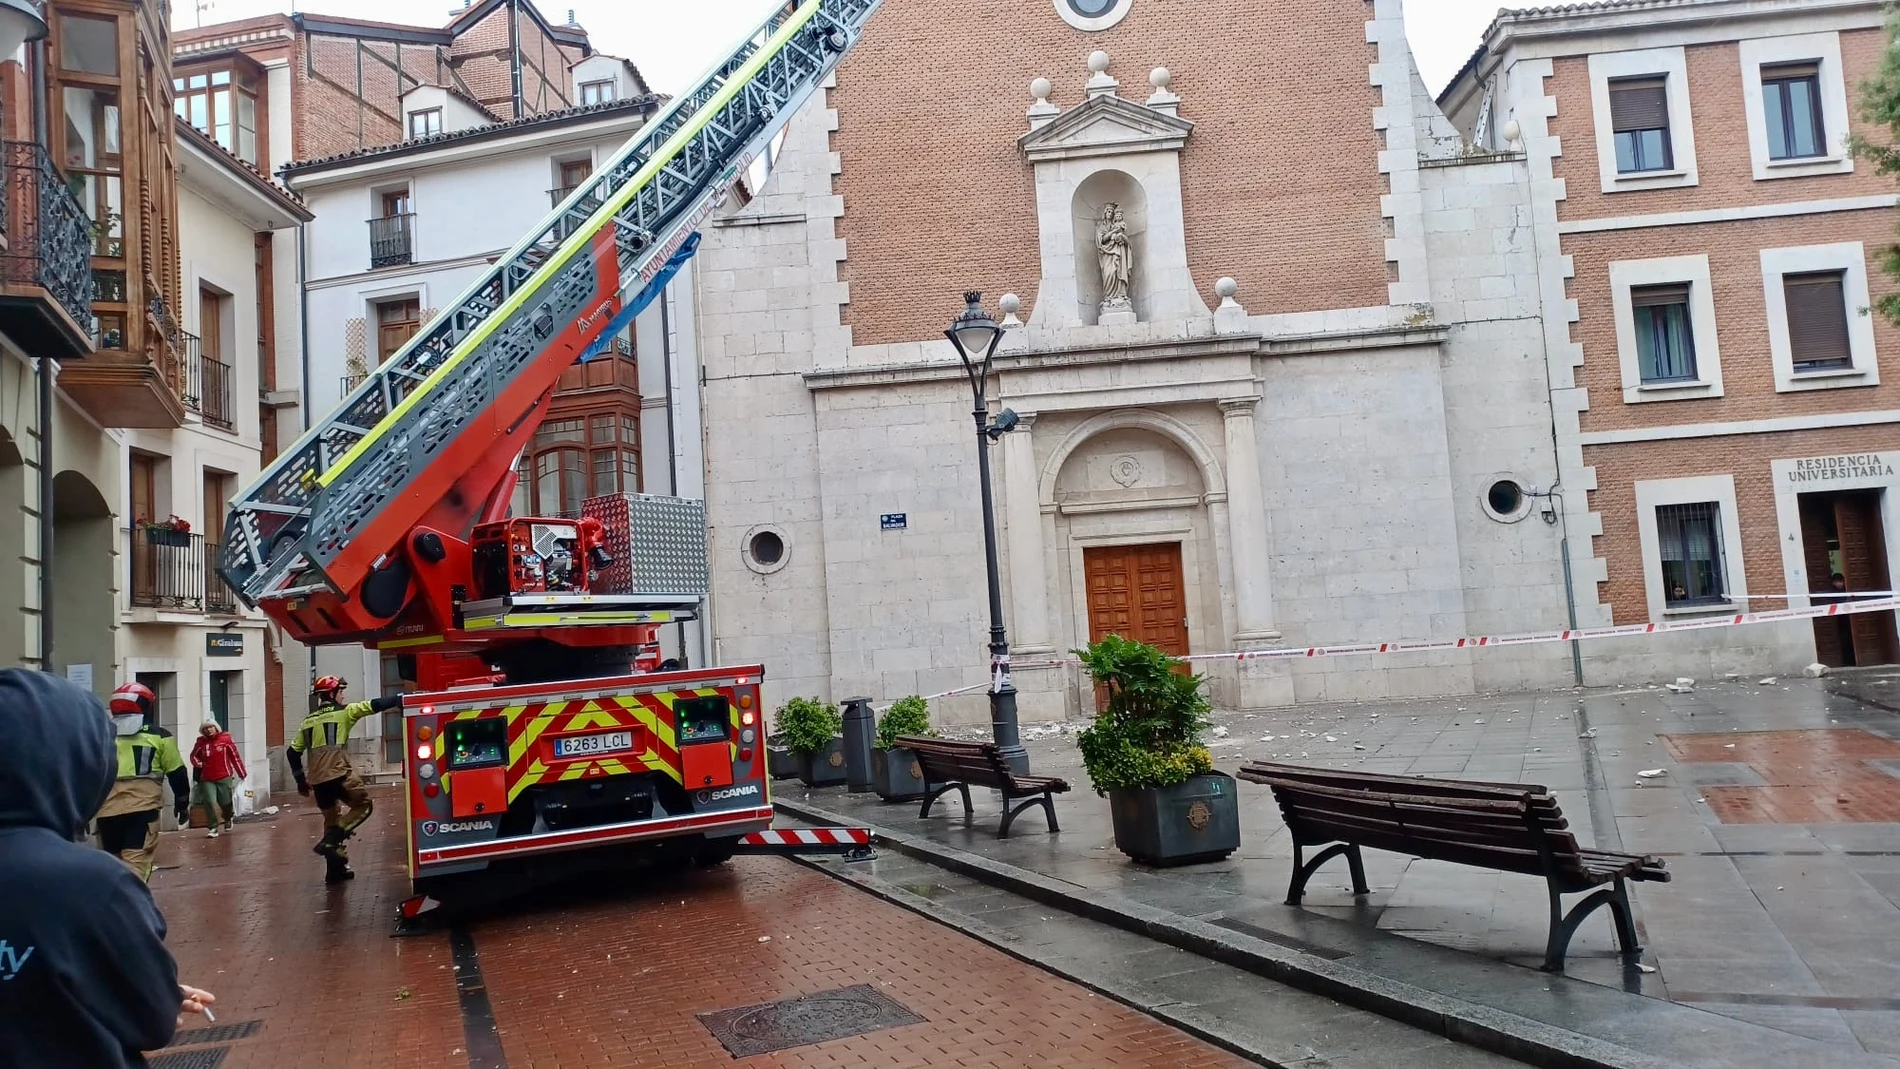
xmin=371 ymin=694 xmax=403 ymax=714
xmin=295 ymin=776 xmax=311 ymax=797
xmin=174 ymin=800 xmax=190 ymax=824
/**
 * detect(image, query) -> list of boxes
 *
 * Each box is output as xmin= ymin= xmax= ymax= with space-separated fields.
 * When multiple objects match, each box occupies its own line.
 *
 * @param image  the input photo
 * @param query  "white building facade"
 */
xmin=285 ymin=89 xmax=711 ymax=767
xmin=115 ymin=120 xmax=310 ymax=818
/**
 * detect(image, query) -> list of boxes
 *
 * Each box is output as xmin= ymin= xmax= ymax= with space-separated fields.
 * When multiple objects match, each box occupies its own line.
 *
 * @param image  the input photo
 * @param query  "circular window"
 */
xmin=743 ymin=525 xmax=790 ymax=575
xmin=1055 ymin=0 xmax=1132 ymax=31
xmin=1480 ymin=476 xmax=1534 ymax=524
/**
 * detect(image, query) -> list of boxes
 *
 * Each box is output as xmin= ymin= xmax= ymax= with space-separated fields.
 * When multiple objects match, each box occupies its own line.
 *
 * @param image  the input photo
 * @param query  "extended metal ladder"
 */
xmin=218 ymin=0 xmax=883 ymax=609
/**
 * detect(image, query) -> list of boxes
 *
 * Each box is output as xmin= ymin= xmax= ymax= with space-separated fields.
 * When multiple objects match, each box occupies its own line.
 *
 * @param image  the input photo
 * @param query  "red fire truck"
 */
xmin=216 ymin=0 xmax=883 ymax=925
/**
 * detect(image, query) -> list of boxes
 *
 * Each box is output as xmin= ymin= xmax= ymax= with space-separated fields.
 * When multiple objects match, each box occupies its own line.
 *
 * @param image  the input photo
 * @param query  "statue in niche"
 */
xmin=1095 ymin=203 xmax=1133 ymax=315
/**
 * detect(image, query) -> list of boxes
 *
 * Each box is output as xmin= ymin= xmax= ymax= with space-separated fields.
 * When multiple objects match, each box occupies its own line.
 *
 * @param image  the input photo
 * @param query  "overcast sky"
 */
xmin=175 ymin=0 xmax=1505 ymax=99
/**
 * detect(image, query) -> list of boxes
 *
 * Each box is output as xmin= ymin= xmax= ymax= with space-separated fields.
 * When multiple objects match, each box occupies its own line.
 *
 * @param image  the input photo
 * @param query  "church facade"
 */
xmin=692 ymin=0 xmax=1629 ymax=722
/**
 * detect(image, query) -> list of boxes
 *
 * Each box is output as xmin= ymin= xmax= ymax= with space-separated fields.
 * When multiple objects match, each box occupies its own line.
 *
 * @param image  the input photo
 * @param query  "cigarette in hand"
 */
xmin=201 ymin=1005 xmax=215 ymax=1023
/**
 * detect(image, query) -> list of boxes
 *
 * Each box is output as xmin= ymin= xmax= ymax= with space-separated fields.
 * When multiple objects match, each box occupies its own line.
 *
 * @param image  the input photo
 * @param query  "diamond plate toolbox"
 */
xmin=582 ymin=493 xmax=710 ymax=597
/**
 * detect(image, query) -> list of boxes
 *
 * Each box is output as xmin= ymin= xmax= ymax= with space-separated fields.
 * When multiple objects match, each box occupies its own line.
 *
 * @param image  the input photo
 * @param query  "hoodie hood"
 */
xmin=0 ymin=669 xmax=114 ymax=836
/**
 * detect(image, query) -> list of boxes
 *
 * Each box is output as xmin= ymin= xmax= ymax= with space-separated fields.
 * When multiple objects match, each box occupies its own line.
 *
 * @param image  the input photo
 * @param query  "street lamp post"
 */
xmin=944 ymin=292 xmax=1028 ymax=773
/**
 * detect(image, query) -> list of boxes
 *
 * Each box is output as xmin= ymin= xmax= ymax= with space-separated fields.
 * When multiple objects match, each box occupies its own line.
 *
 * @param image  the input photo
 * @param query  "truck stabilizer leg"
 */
xmin=731 ymin=827 xmax=875 ymax=862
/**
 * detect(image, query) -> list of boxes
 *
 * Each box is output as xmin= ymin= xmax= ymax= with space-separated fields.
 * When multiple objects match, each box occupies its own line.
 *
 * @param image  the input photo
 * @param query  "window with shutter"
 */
xmin=1784 ymin=271 xmax=1852 ymax=372
xmin=1609 ymin=77 xmax=1673 ymax=173
xmin=1630 ymin=283 xmax=1697 ymax=383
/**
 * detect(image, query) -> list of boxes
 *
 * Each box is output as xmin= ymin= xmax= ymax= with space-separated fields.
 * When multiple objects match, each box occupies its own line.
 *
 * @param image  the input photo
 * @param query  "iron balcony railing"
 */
xmin=206 ymin=543 xmax=239 ymax=614
xmin=368 ymin=213 xmax=415 ymax=268
xmin=130 ymin=527 xmax=207 ymax=612
xmin=129 ymin=528 xmax=242 ymax=614
xmin=180 ymin=331 xmax=236 ymax=431
xmin=1 ymin=142 xmax=95 ymax=328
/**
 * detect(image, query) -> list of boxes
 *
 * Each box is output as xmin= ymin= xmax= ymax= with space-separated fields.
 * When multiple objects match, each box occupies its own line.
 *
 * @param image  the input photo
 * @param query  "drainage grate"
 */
xmin=1209 ymin=917 xmax=1352 ymax=960
xmin=149 ymin=1048 xmax=228 ymax=1069
xmin=698 ymin=984 xmax=925 ymax=1057
xmin=168 ymin=1020 xmax=263 ymax=1047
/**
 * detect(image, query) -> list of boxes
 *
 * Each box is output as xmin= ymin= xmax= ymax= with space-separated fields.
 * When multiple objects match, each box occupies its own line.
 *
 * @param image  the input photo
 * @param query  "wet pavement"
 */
xmin=776 ymin=674 xmax=1900 ymax=1066
xmin=144 ymin=786 xmax=1267 ymax=1068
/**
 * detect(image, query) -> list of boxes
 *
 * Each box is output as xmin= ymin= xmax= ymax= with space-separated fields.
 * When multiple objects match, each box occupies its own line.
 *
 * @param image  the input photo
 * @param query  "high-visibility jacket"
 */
xmin=287 ymin=700 xmax=379 ymax=786
xmin=97 ymin=728 xmax=187 ymax=819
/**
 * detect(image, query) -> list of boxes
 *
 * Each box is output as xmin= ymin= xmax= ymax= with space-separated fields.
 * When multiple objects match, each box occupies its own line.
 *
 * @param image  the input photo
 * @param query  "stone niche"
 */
xmin=1020 ymin=54 xmax=1208 ymax=331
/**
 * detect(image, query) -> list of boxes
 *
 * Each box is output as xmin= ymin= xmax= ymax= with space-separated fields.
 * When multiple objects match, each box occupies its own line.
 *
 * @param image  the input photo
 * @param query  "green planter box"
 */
xmin=1108 ymin=771 xmax=1240 ymax=867
xmin=795 ymin=737 xmax=847 ymax=787
xmin=871 ymin=747 xmax=929 ymax=802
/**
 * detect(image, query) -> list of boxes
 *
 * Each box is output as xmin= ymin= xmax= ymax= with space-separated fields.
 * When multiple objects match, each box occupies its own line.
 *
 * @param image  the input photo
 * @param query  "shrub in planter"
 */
xmin=1075 ymin=634 xmax=1239 ymax=866
xmin=777 ymin=696 xmax=846 ymax=787
xmin=871 ymin=695 xmax=933 ymax=802
xmin=764 ymin=732 xmax=800 ymax=780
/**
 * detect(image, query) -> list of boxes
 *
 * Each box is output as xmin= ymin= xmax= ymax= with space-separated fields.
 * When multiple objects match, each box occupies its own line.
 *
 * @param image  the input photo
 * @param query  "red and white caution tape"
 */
xmin=895 ymin=597 xmax=1900 ymax=695
xmin=738 ymin=827 xmax=870 ymax=847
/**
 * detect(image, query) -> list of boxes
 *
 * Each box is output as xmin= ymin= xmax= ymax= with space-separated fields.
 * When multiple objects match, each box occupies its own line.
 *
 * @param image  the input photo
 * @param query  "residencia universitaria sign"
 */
xmin=1783 ymin=453 xmax=1899 ymax=485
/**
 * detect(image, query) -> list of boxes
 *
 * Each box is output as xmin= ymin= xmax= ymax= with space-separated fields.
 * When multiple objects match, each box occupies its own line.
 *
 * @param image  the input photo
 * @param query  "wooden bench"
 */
xmin=896 ymin=736 xmax=1071 ymax=839
xmin=1236 ymin=761 xmax=1670 ymax=973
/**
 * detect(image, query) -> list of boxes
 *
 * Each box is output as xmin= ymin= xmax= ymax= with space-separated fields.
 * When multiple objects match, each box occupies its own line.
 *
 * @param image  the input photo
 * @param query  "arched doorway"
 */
xmin=51 ymin=470 xmax=115 ymax=696
xmin=0 ymin=429 xmax=24 ymax=666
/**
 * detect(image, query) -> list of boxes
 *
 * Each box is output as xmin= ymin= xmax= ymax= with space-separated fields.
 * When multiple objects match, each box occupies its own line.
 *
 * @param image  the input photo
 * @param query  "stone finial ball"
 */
xmin=1088 ymin=50 xmax=1111 ymax=74
xmin=999 ymin=293 xmax=1022 ymax=315
xmin=1150 ymin=67 xmax=1171 ymax=89
xmin=1215 ymin=277 xmax=1238 ymax=299
xmin=1030 ymin=77 xmax=1052 ymax=102
xmin=1501 ymin=119 xmax=1523 ymax=144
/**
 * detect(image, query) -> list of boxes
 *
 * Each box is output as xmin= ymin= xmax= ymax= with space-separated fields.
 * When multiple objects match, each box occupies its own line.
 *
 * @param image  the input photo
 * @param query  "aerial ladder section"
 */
xmin=217 ymin=0 xmax=882 ymax=649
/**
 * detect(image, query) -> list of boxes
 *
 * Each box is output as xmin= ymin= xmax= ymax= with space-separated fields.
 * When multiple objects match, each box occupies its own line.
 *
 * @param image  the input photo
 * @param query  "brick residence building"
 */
xmin=1443 ymin=0 xmax=1900 ymax=678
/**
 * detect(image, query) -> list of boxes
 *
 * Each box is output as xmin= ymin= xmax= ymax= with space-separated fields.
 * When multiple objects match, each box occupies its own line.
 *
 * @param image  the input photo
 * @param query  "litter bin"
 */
xmin=841 ymin=696 xmax=875 ymax=793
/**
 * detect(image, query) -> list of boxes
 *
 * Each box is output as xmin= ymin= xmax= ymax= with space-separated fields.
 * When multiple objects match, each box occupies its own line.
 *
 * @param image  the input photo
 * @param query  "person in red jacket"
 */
xmin=188 ymin=722 xmax=246 ymax=838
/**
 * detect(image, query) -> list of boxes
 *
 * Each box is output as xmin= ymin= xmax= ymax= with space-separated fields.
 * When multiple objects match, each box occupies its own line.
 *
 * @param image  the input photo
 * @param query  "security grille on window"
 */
xmin=1784 ymin=270 xmax=1853 ymax=372
xmin=1631 ymin=283 xmax=1697 ymax=383
xmin=1610 ymin=77 xmax=1673 ymax=173
xmin=1763 ymin=63 xmax=1825 ymax=160
xmin=1658 ymin=502 xmax=1725 ymax=606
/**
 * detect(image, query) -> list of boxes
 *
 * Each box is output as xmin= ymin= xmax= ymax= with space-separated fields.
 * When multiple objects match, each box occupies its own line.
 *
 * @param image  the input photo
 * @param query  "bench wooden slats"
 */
xmin=1238 ymin=760 xmax=1670 ymax=973
xmin=896 ymin=736 xmax=1070 ymax=839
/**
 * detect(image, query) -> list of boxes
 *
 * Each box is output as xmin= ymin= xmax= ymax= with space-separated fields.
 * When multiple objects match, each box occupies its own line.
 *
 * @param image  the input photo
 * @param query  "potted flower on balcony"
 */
xmin=871 ymin=695 xmax=934 ymax=802
xmin=1075 ymin=634 xmax=1239 ymax=867
xmin=777 ymin=696 xmax=846 ymax=788
xmin=140 ymin=515 xmax=192 ymax=548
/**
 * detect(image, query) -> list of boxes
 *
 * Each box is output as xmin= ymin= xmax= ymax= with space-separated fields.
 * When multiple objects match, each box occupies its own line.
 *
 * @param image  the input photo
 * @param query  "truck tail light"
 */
xmin=417 ymin=743 xmax=433 ymax=761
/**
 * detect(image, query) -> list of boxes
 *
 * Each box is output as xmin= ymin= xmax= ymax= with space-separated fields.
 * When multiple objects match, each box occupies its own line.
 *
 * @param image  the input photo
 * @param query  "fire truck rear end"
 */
xmin=402 ymin=666 xmax=774 ymax=897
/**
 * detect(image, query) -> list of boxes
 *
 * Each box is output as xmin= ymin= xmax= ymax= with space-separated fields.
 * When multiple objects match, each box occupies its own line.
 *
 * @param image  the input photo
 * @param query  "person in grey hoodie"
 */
xmin=0 ymin=669 xmax=215 ymax=1068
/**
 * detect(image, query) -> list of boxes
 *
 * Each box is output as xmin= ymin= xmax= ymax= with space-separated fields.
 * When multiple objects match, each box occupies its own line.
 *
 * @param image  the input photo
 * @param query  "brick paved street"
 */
xmin=147 ymin=788 xmax=1256 ymax=1068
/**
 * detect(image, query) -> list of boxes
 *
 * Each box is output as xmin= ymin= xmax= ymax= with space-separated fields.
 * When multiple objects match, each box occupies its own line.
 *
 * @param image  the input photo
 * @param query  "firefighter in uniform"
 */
xmin=287 ymin=675 xmax=401 ymax=883
xmin=94 ymin=682 xmax=189 ymax=882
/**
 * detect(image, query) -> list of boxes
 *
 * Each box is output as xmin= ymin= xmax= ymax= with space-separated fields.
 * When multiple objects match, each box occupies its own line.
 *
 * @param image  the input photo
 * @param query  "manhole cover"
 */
xmin=148 ymin=1049 xmax=227 ymax=1069
xmin=168 ymin=1020 xmax=263 ymax=1047
xmin=698 ymin=984 xmax=924 ymax=1057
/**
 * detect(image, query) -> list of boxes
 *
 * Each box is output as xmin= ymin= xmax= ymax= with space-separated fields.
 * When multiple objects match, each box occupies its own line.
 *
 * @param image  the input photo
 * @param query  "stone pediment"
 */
xmin=1019 ymin=95 xmax=1193 ymax=163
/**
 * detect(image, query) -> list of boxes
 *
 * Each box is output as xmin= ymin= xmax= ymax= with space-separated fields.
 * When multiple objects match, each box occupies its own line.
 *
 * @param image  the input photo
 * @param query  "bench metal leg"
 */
xmin=919 ymin=782 xmax=972 ymax=821
xmin=997 ymin=792 xmax=1058 ymax=839
xmin=1287 ymin=842 xmax=1370 ymax=906
xmin=1543 ymin=878 xmax=1642 ymax=973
